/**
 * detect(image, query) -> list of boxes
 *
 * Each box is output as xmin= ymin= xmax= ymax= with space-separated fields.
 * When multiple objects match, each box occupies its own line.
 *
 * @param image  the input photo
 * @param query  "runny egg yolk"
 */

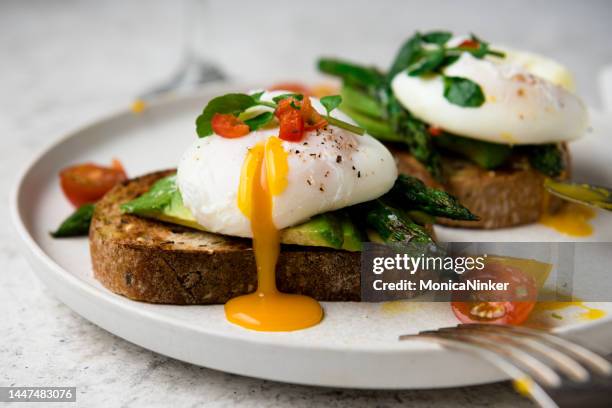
xmin=539 ymin=191 xmax=595 ymax=237
xmin=226 ymin=136 xmax=323 ymax=331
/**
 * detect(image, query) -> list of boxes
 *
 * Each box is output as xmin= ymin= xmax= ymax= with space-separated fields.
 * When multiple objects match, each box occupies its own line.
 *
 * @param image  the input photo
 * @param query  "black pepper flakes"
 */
xmin=357 ymin=171 xmax=361 ymax=178
xmin=336 ymin=155 xmax=342 ymax=163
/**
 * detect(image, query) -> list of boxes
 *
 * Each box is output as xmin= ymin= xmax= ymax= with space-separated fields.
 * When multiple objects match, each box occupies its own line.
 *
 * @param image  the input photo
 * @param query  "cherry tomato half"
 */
xmin=60 ymin=160 xmax=127 ymax=207
xmin=451 ymin=262 xmax=538 ymax=325
xmin=211 ymin=113 xmax=250 ymax=138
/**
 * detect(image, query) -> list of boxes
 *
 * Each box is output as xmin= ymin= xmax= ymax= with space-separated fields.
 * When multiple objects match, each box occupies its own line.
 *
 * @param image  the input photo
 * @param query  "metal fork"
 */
xmin=399 ymin=324 xmax=612 ymax=408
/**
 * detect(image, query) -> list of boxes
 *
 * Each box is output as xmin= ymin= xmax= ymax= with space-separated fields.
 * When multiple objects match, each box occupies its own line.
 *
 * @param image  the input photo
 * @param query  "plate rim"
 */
xmin=10 ymin=83 xmax=612 ymax=389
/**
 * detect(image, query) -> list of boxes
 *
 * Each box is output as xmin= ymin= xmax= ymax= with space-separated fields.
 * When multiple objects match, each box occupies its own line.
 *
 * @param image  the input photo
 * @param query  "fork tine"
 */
xmin=457 ymin=324 xmax=612 ymax=377
xmin=400 ymin=333 xmax=558 ymax=408
xmin=420 ymin=328 xmax=562 ymax=387
xmin=450 ymin=326 xmax=590 ymax=382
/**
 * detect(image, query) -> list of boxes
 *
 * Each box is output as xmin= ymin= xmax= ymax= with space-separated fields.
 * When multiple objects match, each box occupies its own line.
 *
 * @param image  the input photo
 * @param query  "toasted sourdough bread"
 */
xmin=90 ymin=170 xmax=361 ymax=304
xmin=391 ymin=145 xmax=570 ymax=229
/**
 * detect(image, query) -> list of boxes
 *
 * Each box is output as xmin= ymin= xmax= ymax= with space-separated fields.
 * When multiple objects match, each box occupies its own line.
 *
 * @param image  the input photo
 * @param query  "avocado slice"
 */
xmin=434 ymin=134 xmax=512 ymax=169
xmin=121 ymin=175 xmax=357 ymax=251
xmin=281 ymin=213 xmax=344 ymax=249
xmin=337 ymin=212 xmax=363 ymax=251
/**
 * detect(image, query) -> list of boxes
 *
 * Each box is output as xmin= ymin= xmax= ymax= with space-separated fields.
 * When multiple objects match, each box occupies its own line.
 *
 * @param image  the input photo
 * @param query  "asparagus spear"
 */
xmin=364 ymin=199 xmax=433 ymax=244
xmin=51 ymin=204 xmax=95 ymax=238
xmin=525 ymin=144 xmax=565 ymax=177
xmin=389 ymin=175 xmax=478 ymax=221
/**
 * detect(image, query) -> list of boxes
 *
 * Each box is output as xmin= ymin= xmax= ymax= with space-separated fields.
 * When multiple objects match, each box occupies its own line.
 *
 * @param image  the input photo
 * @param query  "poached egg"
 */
xmin=391 ymin=45 xmax=589 ymax=145
xmin=177 ymin=92 xmax=398 ymax=238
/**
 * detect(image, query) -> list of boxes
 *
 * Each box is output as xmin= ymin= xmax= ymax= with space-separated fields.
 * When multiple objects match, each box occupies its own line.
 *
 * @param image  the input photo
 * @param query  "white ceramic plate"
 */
xmin=11 ymin=83 xmax=612 ymax=389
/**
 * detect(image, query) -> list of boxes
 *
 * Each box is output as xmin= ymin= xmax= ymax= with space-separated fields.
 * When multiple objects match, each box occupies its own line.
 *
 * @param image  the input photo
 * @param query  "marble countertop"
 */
xmin=2 ymin=1 xmax=611 ymax=406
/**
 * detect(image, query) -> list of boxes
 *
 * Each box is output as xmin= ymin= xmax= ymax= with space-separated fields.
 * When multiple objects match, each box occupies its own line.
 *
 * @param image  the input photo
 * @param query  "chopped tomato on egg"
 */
xmin=275 ymin=97 xmax=327 ymax=141
xmin=450 ymin=262 xmax=538 ymax=325
xmin=211 ymin=113 xmax=250 ymax=138
xmin=301 ymin=96 xmax=327 ymax=131
xmin=458 ymin=39 xmax=480 ymax=50
xmin=60 ymin=160 xmax=128 ymax=207
xmin=277 ymin=106 xmax=304 ymax=142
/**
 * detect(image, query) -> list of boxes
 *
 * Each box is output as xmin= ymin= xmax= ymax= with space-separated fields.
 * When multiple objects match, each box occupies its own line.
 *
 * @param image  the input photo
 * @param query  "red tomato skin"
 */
xmin=278 ymin=108 xmax=304 ymax=142
xmin=458 ymin=39 xmax=480 ymax=49
xmin=301 ymin=96 xmax=327 ymax=131
xmin=60 ymin=162 xmax=127 ymax=207
xmin=211 ymin=113 xmax=250 ymax=138
xmin=450 ymin=262 xmax=538 ymax=326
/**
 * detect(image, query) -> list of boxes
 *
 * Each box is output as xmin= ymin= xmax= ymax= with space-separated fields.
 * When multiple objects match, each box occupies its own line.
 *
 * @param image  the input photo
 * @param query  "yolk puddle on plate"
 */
xmin=539 ymin=192 xmax=595 ymax=237
xmin=226 ymin=137 xmax=323 ymax=331
xmin=532 ymin=301 xmax=605 ymax=321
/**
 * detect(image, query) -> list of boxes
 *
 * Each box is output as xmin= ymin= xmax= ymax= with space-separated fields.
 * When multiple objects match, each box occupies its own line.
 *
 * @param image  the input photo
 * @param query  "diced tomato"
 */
xmin=301 ymin=96 xmax=327 ymax=131
xmin=450 ymin=262 xmax=538 ymax=325
xmin=268 ymin=82 xmax=312 ymax=96
xmin=427 ymin=126 xmax=443 ymax=137
xmin=60 ymin=160 xmax=128 ymax=207
xmin=458 ymin=39 xmax=480 ymax=49
xmin=211 ymin=113 xmax=250 ymax=138
xmin=278 ymin=108 xmax=304 ymax=142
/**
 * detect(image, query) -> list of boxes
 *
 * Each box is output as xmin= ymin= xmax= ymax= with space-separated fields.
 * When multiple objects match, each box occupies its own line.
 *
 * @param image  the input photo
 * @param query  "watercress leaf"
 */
xmin=272 ymin=93 xmax=304 ymax=104
xmin=320 ymin=95 xmax=343 ymax=115
xmin=387 ymin=33 xmax=423 ymax=80
xmin=443 ymin=76 xmax=485 ymax=107
xmin=421 ymin=31 xmax=452 ymax=45
xmin=51 ymin=204 xmax=95 ymax=238
xmin=196 ymin=93 xmax=257 ymax=137
xmin=250 ymin=90 xmax=265 ymax=101
xmin=407 ymin=48 xmax=445 ymax=76
xmin=244 ymin=111 xmax=274 ymax=131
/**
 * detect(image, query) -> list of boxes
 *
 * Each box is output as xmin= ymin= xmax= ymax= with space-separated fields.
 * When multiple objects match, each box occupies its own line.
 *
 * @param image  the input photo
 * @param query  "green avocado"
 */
xmin=434 ymin=133 xmax=512 ymax=169
xmin=121 ymin=175 xmax=361 ymax=251
xmin=281 ymin=213 xmax=344 ymax=249
xmin=120 ymin=175 xmax=204 ymax=231
xmin=337 ymin=212 xmax=363 ymax=251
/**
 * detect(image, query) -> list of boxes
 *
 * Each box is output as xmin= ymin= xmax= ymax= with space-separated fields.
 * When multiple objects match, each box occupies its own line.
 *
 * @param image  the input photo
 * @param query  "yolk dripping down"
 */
xmin=226 ymin=136 xmax=323 ymax=331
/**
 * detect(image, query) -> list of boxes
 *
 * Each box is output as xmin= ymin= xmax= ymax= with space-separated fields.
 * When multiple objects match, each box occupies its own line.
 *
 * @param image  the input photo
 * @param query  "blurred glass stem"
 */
xmin=138 ymin=0 xmax=225 ymax=102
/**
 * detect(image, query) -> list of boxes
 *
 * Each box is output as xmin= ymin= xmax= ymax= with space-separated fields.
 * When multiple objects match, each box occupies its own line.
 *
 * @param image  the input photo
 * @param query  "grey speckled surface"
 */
xmin=2 ymin=0 xmax=611 ymax=406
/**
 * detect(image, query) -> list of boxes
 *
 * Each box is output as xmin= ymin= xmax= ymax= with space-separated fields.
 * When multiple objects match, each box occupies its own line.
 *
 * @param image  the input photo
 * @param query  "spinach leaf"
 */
xmin=421 ymin=31 xmax=452 ymax=45
xmin=387 ymin=33 xmax=423 ymax=80
xmin=196 ymin=93 xmax=257 ymax=137
xmin=272 ymin=93 xmax=304 ymax=104
xmin=51 ymin=204 xmax=95 ymax=238
xmin=408 ymin=48 xmax=446 ymax=76
xmin=320 ymin=95 xmax=343 ymax=115
xmin=443 ymin=76 xmax=485 ymax=107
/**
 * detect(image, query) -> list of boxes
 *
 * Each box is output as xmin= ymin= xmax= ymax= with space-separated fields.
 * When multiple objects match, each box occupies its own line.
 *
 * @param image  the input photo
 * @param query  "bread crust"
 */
xmin=90 ymin=170 xmax=361 ymax=304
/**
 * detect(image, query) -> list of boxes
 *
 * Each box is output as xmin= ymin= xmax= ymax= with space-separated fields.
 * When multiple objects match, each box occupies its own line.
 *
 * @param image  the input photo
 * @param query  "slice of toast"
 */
xmin=392 ymin=146 xmax=570 ymax=229
xmin=90 ymin=170 xmax=361 ymax=305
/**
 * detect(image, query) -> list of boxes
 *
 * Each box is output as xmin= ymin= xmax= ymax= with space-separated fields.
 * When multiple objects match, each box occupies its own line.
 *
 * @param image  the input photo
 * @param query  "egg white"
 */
xmin=177 ymin=92 xmax=398 ymax=238
xmin=391 ymin=52 xmax=588 ymax=145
